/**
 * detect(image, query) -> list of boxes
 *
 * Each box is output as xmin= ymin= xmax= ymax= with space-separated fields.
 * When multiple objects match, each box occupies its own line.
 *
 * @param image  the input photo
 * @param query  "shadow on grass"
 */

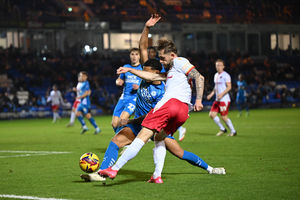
xmin=93 ymin=169 xmax=205 ymax=186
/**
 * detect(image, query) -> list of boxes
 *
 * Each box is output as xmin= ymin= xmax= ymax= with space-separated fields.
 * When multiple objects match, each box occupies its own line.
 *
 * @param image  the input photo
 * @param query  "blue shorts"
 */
xmin=125 ymin=123 xmax=142 ymax=136
xmin=77 ymin=104 xmax=91 ymax=115
xmin=236 ymin=96 xmax=247 ymax=104
xmin=113 ymin=96 xmax=136 ymax=117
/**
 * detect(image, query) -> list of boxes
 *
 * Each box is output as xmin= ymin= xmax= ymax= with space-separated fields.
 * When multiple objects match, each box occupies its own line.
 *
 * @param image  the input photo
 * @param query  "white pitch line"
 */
xmin=0 ymin=150 xmax=71 ymax=159
xmin=0 ymin=194 xmax=70 ymax=200
xmin=0 ymin=150 xmax=71 ymax=154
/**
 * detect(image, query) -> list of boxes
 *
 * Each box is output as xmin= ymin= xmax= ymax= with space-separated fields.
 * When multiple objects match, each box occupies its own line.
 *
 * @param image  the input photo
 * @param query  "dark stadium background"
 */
xmin=0 ymin=0 xmax=299 ymax=119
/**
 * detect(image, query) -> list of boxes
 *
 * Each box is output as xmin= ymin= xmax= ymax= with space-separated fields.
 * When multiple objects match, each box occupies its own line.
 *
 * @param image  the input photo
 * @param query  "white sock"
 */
xmin=206 ymin=165 xmax=213 ymax=173
xmin=178 ymin=126 xmax=184 ymax=132
xmin=112 ymin=138 xmax=145 ymax=171
xmin=55 ymin=112 xmax=60 ymax=119
xmin=225 ymin=118 xmax=236 ymax=133
xmin=70 ymin=111 xmax=76 ymax=124
xmin=153 ymin=140 xmax=166 ymax=179
xmin=213 ymin=116 xmax=225 ymax=130
xmin=53 ymin=113 xmax=56 ymax=121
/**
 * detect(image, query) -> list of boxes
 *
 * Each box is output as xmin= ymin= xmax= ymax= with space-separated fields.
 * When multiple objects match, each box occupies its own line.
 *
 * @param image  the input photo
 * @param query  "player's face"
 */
xmin=238 ymin=74 xmax=243 ymax=81
xmin=158 ymin=50 xmax=174 ymax=69
xmin=130 ymin=51 xmax=140 ymax=65
xmin=215 ymin=61 xmax=225 ymax=73
xmin=78 ymin=73 xmax=87 ymax=82
xmin=148 ymin=49 xmax=157 ymax=59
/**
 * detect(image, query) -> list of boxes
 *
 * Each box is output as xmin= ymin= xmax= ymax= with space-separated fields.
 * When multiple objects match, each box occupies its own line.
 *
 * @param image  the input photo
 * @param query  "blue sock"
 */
xmin=100 ymin=141 xmax=120 ymax=170
xmin=77 ymin=115 xmax=86 ymax=127
xmin=181 ymin=150 xmax=208 ymax=170
xmin=88 ymin=117 xmax=98 ymax=129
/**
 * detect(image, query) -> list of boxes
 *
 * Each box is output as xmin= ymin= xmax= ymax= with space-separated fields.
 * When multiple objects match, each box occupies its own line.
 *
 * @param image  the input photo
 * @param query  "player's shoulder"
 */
xmin=223 ymin=71 xmax=231 ymax=78
xmin=173 ymin=57 xmax=190 ymax=65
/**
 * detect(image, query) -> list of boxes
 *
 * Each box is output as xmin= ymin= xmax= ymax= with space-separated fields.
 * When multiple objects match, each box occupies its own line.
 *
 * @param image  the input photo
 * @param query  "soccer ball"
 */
xmin=79 ymin=152 xmax=100 ymax=173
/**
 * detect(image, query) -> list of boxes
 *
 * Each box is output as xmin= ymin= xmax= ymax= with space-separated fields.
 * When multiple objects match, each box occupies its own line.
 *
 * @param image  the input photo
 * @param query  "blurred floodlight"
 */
xmin=68 ymin=7 xmax=72 ymax=12
xmin=148 ymin=33 xmax=152 ymax=38
xmin=93 ymin=47 xmax=97 ymax=51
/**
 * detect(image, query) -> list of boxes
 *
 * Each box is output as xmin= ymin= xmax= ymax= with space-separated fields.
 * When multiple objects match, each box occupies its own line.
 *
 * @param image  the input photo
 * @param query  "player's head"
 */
xmin=157 ymin=39 xmax=177 ymax=69
xmin=215 ymin=59 xmax=225 ymax=73
xmin=238 ymin=74 xmax=243 ymax=81
xmin=78 ymin=71 xmax=88 ymax=82
xmin=148 ymin=46 xmax=157 ymax=59
xmin=143 ymin=59 xmax=162 ymax=83
xmin=143 ymin=59 xmax=162 ymax=73
xmin=52 ymin=85 xmax=57 ymax=90
xmin=129 ymin=48 xmax=140 ymax=66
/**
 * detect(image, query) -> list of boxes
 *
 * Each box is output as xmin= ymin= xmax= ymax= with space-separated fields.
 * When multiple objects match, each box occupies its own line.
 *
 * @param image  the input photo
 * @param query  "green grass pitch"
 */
xmin=0 ymin=108 xmax=300 ymax=200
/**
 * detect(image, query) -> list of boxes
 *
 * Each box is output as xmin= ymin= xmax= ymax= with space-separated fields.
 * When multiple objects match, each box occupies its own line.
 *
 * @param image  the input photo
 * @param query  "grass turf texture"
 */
xmin=0 ymin=108 xmax=300 ymax=200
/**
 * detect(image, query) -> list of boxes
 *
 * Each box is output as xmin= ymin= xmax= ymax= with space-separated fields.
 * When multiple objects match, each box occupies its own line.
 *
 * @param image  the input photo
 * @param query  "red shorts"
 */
xmin=51 ymin=105 xmax=59 ymax=111
xmin=72 ymin=99 xmax=81 ymax=110
xmin=142 ymin=98 xmax=189 ymax=136
xmin=210 ymin=101 xmax=230 ymax=116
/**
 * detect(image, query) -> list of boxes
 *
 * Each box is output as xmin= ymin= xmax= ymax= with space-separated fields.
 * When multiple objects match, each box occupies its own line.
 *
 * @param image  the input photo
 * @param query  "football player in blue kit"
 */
xmin=112 ymin=48 xmax=143 ymax=133
xmin=236 ymin=74 xmax=249 ymax=117
xmin=76 ymin=71 xmax=101 ymax=134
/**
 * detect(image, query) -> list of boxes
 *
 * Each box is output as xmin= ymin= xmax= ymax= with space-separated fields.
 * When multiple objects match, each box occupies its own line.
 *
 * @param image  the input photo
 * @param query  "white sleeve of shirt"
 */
xmin=173 ymin=57 xmax=195 ymax=75
xmin=224 ymin=72 xmax=231 ymax=83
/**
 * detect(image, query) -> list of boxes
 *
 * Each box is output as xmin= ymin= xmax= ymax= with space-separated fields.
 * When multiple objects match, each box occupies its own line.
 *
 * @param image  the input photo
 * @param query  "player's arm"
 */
xmin=77 ymin=90 xmax=91 ymax=99
xmin=187 ymin=68 xmax=205 ymax=111
xmin=207 ymin=87 xmax=215 ymax=100
xmin=217 ymin=82 xmax=231 ymax=100
xmin=139 ymin=14 xmax=161 ymax=64
xmin=116 ymin=76 xmax=124 ymax=86
xmin=139 ymin=26 xmax=149 ymax=64
xmin=117 ymin=67 xmax=166 ymax=81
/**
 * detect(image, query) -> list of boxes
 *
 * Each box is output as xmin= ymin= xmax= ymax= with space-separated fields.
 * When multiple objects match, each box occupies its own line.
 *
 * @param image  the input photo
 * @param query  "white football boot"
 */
xmin=209 ymin=168 xmax=226 ymax=175
xmin=80 ymin=172 xmax=106 ymax=182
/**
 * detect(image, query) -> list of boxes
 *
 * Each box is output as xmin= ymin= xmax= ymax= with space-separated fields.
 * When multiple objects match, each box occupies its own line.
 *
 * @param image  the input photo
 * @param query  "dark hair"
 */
xmin=143 ymin=59 xmax=162 ymax=72
xmin=79 ymin=71 xmax=88 ymax=77
xmin=130 ymin=48 xmax=140 ymax=53
xmin=157 ymin=39 xmax=177 ymax=54
xmin=215 ymin=59 xmax=225 ymax=64
xmin=148 ymin=46 xmax=156 ymax=51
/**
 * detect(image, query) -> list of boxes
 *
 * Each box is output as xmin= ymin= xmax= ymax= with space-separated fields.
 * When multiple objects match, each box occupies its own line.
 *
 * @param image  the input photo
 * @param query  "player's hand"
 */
xmin=207 ymin=94 xmax=212 ymax=100
xmin=132 ymin=84 xmax=139 ymax=90
xmin=116 ymin=78 xmax=123 ymax=86
xmin=217 ymin=94 xmax=223 ymax=100
xmin=72 ymin=87 xmax=77 ymax=92
xmin=194 ymin=99 xmax=203 ymax=111
xmin=120 ymin=118 xmax=129 ymax=126
xmin=145 ymin=14 xmax=161 ymax=28
xmin=117 ymin=67 xmax=131 ymax=74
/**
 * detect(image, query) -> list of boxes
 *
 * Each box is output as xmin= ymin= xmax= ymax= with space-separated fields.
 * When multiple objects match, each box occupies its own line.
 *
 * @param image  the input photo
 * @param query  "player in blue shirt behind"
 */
xmin=76 ymin=71 xmax=101 ymax=134
xmin=236 ymin=74 xmax=249 ymax=117
xmin=112 ymin=48 xmax=143 ymax=133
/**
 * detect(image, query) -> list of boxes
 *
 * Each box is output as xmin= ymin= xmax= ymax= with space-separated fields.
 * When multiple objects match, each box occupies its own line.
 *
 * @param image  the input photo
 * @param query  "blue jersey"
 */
xmin=78 ymin=81 xmax=91 ymax=107
xmin=120 ymin=64 xmax=143 ymax=97
xmin=135 ymin=80 xmax=165 ymax=118
xmin=237 ymin=80 xmax=247 ymax=98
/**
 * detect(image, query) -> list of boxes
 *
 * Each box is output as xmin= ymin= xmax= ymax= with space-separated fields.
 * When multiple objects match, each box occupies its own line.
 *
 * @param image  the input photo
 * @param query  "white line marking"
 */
xmin=0 ymin=150 xmax=71 ymax=158
xmin=0 ymin=194 xmax=70 ymax=200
